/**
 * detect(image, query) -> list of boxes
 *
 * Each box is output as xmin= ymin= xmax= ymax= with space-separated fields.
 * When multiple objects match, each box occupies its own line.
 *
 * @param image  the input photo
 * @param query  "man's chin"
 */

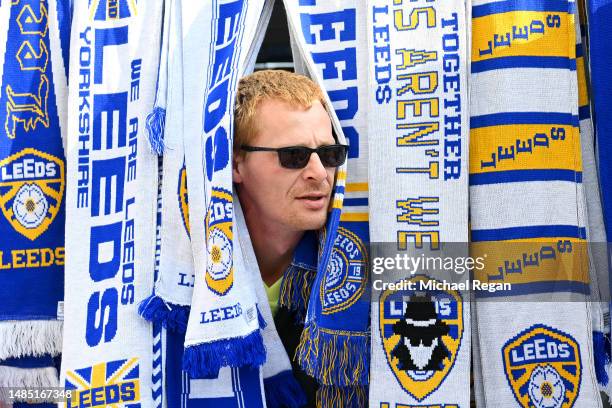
xmin=288 ymin=211 xmax=328 ymax=231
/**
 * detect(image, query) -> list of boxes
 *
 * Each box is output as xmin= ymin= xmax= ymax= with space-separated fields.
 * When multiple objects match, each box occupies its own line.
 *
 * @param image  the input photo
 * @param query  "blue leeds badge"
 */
xmin=502 ymin=324 xmax=581 ymax=408
xmin=321 ymin=226 xmax=368 ymax=314
xmin=205 ymin=187 xmax=233 ymax=296
xmin=0 ymin=148 xmax=64 ymax=241
xmin=379 ymin=275 xmax=463 ymax=401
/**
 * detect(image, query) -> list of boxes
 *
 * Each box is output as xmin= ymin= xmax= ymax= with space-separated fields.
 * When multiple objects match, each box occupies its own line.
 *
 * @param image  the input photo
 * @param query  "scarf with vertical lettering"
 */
xmin=139 ymin=0 xmax=194 ymax=334
xmin=283 ymin=2 xmax=372 ymax=406
xmin=0 ymin=0 xmax=69 ymax=391
xmin=172 ymin=1 xmax=308 ymax=407
xmin=60 ymin=2 xmax=163 ymax=406
xmin=364 ymin=0 xmax=471 ymax=407
xmin=470 ymin=0 xmax=602 ymax=406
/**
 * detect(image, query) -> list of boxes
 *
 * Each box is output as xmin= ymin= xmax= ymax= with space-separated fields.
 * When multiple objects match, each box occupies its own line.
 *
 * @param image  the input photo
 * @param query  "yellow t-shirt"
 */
xmin=265 ymin=278 xmax=282 ymax=317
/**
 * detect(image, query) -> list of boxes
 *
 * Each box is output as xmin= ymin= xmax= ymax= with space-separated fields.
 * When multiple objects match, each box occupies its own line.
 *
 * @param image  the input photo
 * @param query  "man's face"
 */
xmin=233 ymin=98 xmax=336 ymax=232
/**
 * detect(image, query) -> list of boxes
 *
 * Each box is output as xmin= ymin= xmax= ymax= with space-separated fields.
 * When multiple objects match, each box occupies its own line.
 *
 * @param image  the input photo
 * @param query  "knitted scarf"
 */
xmin=470 ymin=0 xmax=602 ymax=406
xmin=283 ymin=1 xmax=372 ymax=406
xmin=60 ymin=1 xmax=163 ymax=406
xmin=585 ymin=0 xmax=612 ymax=397
xmin=0 ymin=0 xmax=69 ymax=392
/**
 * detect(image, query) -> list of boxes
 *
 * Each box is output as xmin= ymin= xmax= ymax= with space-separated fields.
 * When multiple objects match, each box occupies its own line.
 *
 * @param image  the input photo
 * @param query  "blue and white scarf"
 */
xmin=585 ymin=0 xmax=612 ymax=397
xmin=283 ymin=1 xmax=372 ymax=406
xmin=60 ymin=1 xmax=164 ymax=407
xmin=0 ymin=0 xmax=69 ymax=392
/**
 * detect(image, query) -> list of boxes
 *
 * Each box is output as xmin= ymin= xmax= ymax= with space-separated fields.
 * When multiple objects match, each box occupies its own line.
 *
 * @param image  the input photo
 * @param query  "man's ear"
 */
xmin=232 ymin=153 xmax=243 ymax=184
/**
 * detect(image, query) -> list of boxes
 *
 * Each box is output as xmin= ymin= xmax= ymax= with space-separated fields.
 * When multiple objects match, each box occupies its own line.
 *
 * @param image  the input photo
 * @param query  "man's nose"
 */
xmin=302 ymin=152 xmax=328 ymax=181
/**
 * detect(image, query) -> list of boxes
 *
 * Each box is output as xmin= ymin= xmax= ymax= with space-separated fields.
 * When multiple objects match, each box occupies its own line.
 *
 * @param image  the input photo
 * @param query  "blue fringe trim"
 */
xmin=257 ymin=305 xmax=267 ymax=329
xmin=295 ymin=323 xmax=369 ymax=387
xmin=138 ymin=294 xmax=190 ymax=334
xmin=279 ymin=264 xmax=316 ymax=323
xmin=145 ymin=106 xmax=166 ymax=155
xmin=182 ymin=330 xmax=266 ymax=379
xmin=316 ymin=385 xmax=366 ymax=408
xmin=593 ymin=330 xmax=611 ymax=385
xmin=264 ymin=371 xmax=307 ymax=408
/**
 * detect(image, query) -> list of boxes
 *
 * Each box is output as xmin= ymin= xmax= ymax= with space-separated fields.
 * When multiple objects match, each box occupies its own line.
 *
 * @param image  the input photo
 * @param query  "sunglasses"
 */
xmin=240 ymin=144 xmax=348 ymax=169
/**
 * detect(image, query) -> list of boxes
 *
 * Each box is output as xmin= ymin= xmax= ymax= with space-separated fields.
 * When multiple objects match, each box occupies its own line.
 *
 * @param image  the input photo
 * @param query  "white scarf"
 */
xmin=60 ymin=2 xmax=163 ymax=406
xmin=365 ymin=0 xmax=472 ymax=406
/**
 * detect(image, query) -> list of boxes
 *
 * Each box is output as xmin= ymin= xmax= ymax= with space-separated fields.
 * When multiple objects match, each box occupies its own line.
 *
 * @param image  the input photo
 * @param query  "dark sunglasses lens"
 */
xmin=318 ymin=145 xmax=347 ymax=167
xmin=278 ymin=147 xmax=311 ymax=169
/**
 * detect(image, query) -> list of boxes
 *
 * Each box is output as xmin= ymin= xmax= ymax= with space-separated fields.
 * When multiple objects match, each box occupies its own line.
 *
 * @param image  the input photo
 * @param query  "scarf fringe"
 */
xmin=0 ymin=366 xmax=59 ymax=402
xmin=182 ymin=329 xmax=266 ymax=379
xmin=0 ymin=321 xmax=62 ymax=360
xmin=316 ymin=385 xmax=366 ymax=408
xmin=138 ymin=293 xmax=189 ymax=334
xmin=264 ymin=370 xmax=307 ymax=408
xmin=279 ymin=265 xmax=316 ymax=323
xmin=257 ymin=305 xmax=267 ymax=329
xmin=146 ymin=106 xmax=166 ymax=155
xmin=593 ymin=330 xmax=611 ymax=385
xmin=296 ymin=323 xmax=369 ymax=387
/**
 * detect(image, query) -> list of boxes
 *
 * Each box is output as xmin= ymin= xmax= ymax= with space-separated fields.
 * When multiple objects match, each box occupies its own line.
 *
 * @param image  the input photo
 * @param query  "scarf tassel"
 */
xmin=182 ymin=330 xmax=266 ymax=379
xmin=593 ymin=330 xmax=611 ymax=385
xmin=146 ymin=106 xmax=166 ymax=155
xmin=0 ymin=321 xmax=62 ymax=360
xmin=0 ymin=366 xmax=59 ymax=402
xmin=296 ymin=323 xmax=369 ymax=388
xmin=279 ymin=265 xmax=316 ymax=323
xmin=264 ymin=370 xmax=307 ymax=408
xmin=315 ymin=384 xmax=366 ymax=408
xmin=138 ymin=294 xmax=189 ymax=334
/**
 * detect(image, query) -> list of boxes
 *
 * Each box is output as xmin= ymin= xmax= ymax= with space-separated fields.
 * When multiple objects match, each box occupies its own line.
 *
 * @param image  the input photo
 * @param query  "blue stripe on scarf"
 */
xmin=471 ymin=56 xmax=576 ymax=73
xmin=471 ymin=225 xmax=587 ymax=241
xmin=55 ymin=0 xmax=71 ymax=80
xmin=470 ymin=169 xmax=582 ymax=185
xmin=343 ymin=197 xmax=368 ymax=206
xmin=472 ymin=0 xmax=571 ymax=17
xmin=470 ymin=112 xmax=577 ymax=128
xmin=579 ymin=105 xmax=591 ymax=120
xmin=474 ymin=280 xmax=590 ymax=297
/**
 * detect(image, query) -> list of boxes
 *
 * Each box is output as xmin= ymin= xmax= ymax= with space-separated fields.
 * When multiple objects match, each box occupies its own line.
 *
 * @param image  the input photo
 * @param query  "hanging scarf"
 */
xmin=585 ymin=0 xmax=612 ymax=397
xmin=364 ymin=0 xmax=471 ymax=406
xmin=0 ymin=0 xmax=69 ymax=361
xmin=60 ymin=2 xmax=163 ymax=407
xmin=139 ymin=0 xmax=193 ymax=334
xmin=573 ymin=7 xmax=611 ymax=391
xmin=283 ymin=2 xmax=371 ymax=406
xmin=470 ymin=0 xmax=603 ymax=406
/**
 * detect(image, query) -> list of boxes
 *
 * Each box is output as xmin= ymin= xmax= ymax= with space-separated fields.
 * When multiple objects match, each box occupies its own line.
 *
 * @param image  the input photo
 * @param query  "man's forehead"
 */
xmin=251 ymin=98 xmax=334 ymax=144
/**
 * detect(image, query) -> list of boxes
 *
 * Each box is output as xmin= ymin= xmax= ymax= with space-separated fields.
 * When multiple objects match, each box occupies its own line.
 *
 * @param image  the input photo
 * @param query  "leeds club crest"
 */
xmin=502 ymin=324 xmax=581 ymax=408
xmin=321 ymin=226 xmax=368 ymax=314
xmin=379 ymin=275 xmax=464 ymax=401
xmin=205 ymin=187 xmax=234 ymax=296
xmin=0 ymin=148 xmax=64 ymax=241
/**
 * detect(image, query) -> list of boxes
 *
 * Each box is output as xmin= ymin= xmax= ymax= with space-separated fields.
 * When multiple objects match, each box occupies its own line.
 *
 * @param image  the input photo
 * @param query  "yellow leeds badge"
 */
xmin=379 ymin=275 xmax=464 ymax=401
xmin=205 ymin=188 xmax=234 ymax=296
xmin=502 ymin=324 xmax=581 ymax=408
xmin=0 ymin=148 xmax=64 ymax=241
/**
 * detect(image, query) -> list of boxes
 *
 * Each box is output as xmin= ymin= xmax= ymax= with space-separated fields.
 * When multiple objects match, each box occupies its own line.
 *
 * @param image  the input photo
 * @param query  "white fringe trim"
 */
xmin=0 ymin=320 xmax=63 ymax=360
xmin=0 ymin=366 xmax=59 ymax=402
